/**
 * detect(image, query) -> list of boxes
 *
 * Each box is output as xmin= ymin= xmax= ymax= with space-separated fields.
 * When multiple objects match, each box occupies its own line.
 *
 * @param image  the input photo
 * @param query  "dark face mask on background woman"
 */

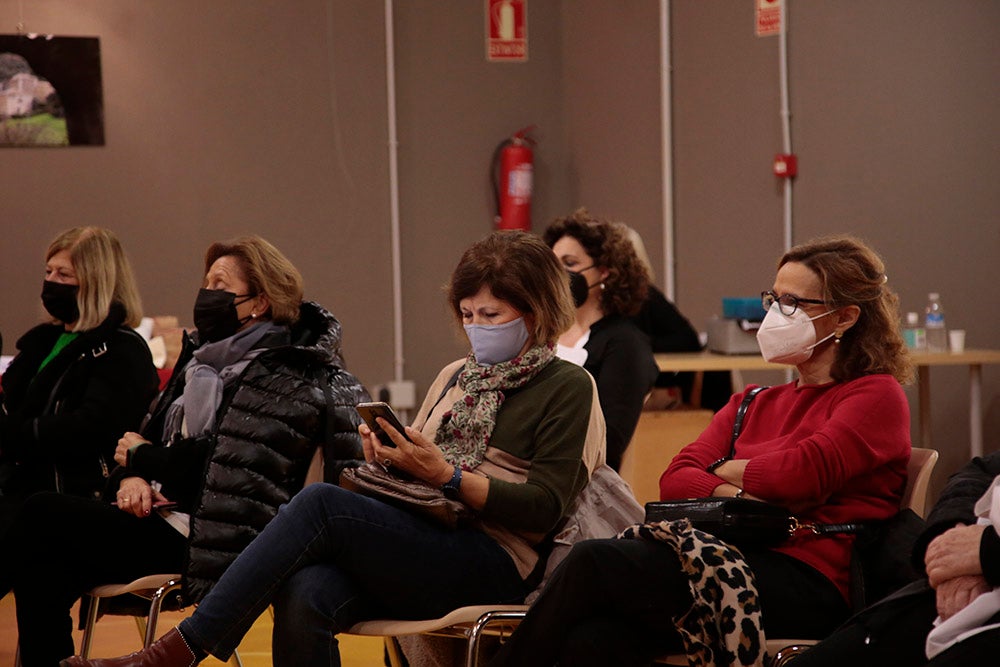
xmin=567 ymin=269 xmax=592 ymax=308
xmin=193 ymin=288 xmax=255 ymax=343
xmin=41 ymin=280 xmax=80 ymax=324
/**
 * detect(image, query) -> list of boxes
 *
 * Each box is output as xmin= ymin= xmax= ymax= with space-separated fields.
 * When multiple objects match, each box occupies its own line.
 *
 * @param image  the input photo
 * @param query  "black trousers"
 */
xmin=488 ymin=537 xmax=849 ymax=667
xmin=0 ymin=492 xmax=187 ymax=667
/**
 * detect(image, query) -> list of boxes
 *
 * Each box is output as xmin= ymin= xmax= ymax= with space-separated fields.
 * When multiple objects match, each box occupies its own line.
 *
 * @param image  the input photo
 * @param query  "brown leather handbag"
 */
xmin=340 ymin=462 xmax=472 ymax=529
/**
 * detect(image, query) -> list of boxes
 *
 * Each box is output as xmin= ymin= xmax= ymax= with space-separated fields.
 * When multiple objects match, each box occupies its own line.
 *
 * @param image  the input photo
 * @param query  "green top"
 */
xmin=480 ymin=359 xmax=593 ymax=533
xmin=38 ymin=331 xmax=80 ymax=373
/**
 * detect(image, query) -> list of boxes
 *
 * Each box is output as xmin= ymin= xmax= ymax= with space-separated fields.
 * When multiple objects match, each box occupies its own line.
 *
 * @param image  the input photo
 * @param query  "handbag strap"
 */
xmin=707 ymin=386 xmax=768 ymax=472
xmin=728 ymin=386 xmax=768 ymax=457
xmin=805 ymin=521 xmax=868 ymax=536
xmin=705 ymin=386 xmax=869 ymax=538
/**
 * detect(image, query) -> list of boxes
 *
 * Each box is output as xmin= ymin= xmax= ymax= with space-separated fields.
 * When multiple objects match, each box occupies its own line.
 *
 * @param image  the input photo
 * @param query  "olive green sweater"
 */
xmin=414 ymin=356 xmax=605 ymax=578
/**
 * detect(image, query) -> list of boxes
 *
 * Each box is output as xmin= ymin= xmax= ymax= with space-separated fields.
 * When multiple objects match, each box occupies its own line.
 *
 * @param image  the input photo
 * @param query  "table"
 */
xmin=655 ymin=349 xmax=1000 ymax=458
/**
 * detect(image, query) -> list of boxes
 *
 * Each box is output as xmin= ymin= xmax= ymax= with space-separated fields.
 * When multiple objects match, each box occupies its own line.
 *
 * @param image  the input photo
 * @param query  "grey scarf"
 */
xmin=163 ymin=321 xmax=285 ymax=440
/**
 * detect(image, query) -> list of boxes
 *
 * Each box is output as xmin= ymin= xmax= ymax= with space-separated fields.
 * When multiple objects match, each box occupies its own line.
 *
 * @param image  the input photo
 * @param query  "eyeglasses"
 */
xmin=761 ymin=290 xmax=829 ymax=316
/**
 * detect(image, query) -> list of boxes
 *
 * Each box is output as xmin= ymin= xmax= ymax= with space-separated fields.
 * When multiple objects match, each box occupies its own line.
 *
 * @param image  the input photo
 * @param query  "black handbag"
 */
xmin=644 ymin=496 xmax=795 ymax=547
xmin=646 ymin=386 xmax=868 ymax=548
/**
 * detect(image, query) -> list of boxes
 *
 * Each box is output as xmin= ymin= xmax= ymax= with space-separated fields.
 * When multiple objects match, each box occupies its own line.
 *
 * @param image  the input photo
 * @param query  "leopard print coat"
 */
xmin=618 ymin=518 xmax=767 ymax=667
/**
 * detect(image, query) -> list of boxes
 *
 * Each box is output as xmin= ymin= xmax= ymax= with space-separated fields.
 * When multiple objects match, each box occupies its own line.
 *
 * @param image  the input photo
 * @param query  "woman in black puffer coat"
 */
xmin=0 ymin=227 xmax=159 ymax=533
xmin=1 ymin=236 xmax=369 ymax=667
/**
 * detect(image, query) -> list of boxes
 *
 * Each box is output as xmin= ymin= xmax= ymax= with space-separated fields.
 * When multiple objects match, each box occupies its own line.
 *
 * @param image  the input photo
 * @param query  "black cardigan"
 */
xmin=583 ymin=315 xmax=659 ymax=471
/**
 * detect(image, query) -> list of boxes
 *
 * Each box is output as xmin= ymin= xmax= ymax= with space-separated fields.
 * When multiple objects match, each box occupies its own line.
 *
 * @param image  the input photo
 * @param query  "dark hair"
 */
xmin=204 ymin=236 xmax=304 ymax=325
xmin=447 ymin=231 xmax=575 ymax=345
xmin=542 ymin=208 xmax=650 ymax=317
xmin=780 ymin=235 xmax=912 ymax=383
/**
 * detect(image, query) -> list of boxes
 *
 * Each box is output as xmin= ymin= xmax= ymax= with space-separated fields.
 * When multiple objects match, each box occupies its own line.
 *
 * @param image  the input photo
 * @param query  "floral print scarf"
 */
xmin=435 ymin=342 xmax=555 ymax=470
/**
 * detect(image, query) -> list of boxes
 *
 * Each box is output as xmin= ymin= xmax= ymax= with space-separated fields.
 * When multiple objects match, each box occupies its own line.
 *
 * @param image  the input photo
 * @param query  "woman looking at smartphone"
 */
xmin=3 ymin=236 xmax=368 ymax=667
xmin=62 ymin=230 xmax=606 ymax=667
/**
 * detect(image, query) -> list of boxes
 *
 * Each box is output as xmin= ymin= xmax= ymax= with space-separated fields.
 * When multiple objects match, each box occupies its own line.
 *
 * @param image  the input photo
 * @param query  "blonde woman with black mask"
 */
xmin=0 ymin=227 xmax=158 ymax=532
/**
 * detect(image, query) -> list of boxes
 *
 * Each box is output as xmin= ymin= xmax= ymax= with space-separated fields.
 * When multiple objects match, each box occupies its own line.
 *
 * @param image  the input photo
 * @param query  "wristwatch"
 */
xmin=734 ymin=487 xmax=745 ymax=499
xmin=441 ymin=465 xmax=463 ymax=499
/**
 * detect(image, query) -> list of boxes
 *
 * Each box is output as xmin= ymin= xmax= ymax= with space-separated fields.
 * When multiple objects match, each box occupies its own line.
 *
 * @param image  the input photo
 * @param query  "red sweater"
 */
xmin=659 ymin=374 xmax=910 ymax=602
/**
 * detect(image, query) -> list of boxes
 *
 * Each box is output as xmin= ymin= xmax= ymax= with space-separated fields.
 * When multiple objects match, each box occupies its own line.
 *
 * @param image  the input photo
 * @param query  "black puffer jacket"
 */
xmin=112 ymin=301 xmax=369 ymax=602
xmin=0 ymin=303 xmax=159 ymax=501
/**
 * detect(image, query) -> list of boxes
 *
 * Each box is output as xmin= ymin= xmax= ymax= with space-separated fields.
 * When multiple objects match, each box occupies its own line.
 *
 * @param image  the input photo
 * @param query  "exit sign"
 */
xmin=487 ymin=0 xmax=528 ymax=62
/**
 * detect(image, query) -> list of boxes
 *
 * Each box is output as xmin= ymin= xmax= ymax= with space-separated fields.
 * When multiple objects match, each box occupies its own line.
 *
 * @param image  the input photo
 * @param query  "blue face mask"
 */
xmin=464 ymin=317 xmax=530 ymax=366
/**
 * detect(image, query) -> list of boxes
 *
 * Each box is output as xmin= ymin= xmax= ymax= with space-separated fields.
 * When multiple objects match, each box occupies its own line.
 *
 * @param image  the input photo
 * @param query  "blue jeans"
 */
xmin=180 ymin=484 xmax=528 ymax=666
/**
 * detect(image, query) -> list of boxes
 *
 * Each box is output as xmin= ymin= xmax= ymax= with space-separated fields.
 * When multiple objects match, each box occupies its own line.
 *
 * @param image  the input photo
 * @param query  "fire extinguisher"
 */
xmin=491 ymin=126 xmax=536 ymax=231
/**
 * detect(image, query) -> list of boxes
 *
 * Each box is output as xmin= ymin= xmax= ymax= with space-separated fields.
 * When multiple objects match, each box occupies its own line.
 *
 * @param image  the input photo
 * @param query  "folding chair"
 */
xmin=346 ymin=605 xmax=529 ymax=667
xmin=63 ymin=446 xmax=329 ymax=665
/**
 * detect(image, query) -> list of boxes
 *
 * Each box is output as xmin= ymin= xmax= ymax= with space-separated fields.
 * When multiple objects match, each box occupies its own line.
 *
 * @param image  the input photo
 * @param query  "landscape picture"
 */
xmin=0 ymin=34 xmax=104 ymax=147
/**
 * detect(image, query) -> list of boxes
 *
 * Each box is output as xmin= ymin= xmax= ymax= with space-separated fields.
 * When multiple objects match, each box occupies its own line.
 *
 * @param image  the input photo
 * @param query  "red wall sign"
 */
xmin=756 ymin=0 xmax=782 ymax=37
xmin=486 ymin=0 xmax=528 ymax=62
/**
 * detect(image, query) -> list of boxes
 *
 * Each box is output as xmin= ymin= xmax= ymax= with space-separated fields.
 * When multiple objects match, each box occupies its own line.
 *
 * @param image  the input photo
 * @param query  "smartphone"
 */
xmin=356 ymin=401 xmax=410 ymax=448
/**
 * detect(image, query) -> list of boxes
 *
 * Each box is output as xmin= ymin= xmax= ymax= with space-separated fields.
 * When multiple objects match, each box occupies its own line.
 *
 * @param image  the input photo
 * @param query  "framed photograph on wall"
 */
xmin=0 ymin=34 xmax=104 ymax=147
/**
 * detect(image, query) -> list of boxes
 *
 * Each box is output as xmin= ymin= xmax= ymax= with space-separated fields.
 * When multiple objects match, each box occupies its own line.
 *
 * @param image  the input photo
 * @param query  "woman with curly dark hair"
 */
xmin=543 ymin=209 xmax=659 ymax=471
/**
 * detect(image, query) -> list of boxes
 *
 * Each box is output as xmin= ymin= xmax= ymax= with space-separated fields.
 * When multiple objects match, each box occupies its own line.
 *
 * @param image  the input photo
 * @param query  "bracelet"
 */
xmin=707 ymin=457 xmax=729 ymax=473
xmin=734 ymin=487 xmax=745 ymax=499
xmin=441 ymin=465 xmax=463 ymax=499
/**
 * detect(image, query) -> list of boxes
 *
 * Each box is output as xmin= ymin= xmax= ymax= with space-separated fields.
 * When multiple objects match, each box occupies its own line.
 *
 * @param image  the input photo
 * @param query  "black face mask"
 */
xmin=193 ymin=288 xmax=255 ymax=343
xmin=41 ymin=280 xmax=80 ymax=324
xmin=567 ymin=269 xmax=592 ymax=308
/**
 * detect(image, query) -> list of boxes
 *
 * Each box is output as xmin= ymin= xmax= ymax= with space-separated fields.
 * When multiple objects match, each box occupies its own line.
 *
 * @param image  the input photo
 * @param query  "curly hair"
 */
xmin=542 ymin=208 xmax=651 ymax=317
xmin=780 ymin=236 xmax=912 ymax=384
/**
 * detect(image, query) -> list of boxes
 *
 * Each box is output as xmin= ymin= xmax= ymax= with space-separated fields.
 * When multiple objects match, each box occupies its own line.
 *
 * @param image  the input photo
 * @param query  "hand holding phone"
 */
xmin=356 ymin=401 xmax=411 ymax=448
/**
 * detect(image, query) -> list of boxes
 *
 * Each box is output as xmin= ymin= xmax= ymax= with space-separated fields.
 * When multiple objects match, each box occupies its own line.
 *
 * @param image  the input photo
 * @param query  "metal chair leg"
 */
xmin=770 ymin=644 xmax=813 ymax=666
xmin=465 ymin=610 xmax=527 ymax=667
xmin=143 ymin=579 xmax=182 ymax=647
xmin=133 ymin=616 xmax=148 ymax=643
xmin=384 ymin=637 xmax=407 ymax=667
xmin=80 ymin=595 xmax=101 ymax=658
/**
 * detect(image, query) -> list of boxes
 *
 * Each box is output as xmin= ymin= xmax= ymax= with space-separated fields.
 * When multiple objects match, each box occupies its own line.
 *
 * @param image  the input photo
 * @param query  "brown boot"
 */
xmin=59 ymin=627 xmax=200 ymax=667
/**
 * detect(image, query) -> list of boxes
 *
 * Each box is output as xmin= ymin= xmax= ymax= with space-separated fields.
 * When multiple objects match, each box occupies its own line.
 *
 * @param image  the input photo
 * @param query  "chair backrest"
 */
xmin=618 ymin=409 xmax=715 ymax=506
xmin=902 ymin=447 xmax=938 ymax=518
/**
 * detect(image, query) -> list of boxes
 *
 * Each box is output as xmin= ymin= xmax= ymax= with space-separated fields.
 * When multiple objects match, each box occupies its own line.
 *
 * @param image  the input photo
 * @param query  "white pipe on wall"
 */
xmin=779 ymin=0 xmax=792 ymax=252
xmin=780 ymin=0 xmax=793 ymax=384
xmin=660 ymin=0 xmax=675 ymax=301
xmin=384 ymin=0 xmax=404 ymax=383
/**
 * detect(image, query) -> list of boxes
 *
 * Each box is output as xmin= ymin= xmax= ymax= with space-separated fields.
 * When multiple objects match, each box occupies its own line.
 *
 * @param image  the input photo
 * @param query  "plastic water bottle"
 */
xmin=924 ymin=293 xmax=947 ymax=352
xmin=903 ymin=312 xmax=926 ymax=350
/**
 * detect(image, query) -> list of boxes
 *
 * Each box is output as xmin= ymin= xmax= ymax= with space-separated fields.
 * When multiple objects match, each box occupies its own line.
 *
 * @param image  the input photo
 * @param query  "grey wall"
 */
xmin=391 ymin=0 xmax=573 ymax=390
xmin=2 ymin=0 xmax=998 ymax=498
xmin=1 ymin=0 xmax=395 ymax=385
